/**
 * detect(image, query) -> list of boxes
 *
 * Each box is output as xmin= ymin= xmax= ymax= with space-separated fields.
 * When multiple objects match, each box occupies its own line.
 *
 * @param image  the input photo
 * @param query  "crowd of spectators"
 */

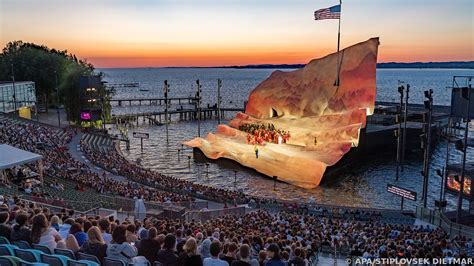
xmin=0 ymin=195 xmax=472 ymax=265
xmin=1 ymin=115 xmax=473 ymax=265
xmin=0 ymin=116 xmax=192 ymax=203
xmin=80 ymin=139 xmax=255 ymax=205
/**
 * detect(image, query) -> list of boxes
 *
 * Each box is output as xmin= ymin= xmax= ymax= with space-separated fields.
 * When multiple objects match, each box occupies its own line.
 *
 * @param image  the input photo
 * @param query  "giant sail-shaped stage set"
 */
xmin=185 ymin=38 xmax=380 ymax=188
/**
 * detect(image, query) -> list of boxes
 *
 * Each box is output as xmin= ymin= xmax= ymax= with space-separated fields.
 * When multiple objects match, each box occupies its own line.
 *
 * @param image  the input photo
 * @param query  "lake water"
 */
xmin=100 ymin=68 xmax=474 ymax=210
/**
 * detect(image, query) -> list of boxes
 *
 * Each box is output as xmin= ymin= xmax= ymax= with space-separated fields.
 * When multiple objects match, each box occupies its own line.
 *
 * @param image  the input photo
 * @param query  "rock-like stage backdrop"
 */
xmin=185 ymin=38 xmax=380 ymax=188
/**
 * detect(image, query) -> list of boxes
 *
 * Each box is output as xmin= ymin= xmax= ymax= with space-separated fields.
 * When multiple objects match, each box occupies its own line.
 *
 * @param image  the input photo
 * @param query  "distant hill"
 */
xmin=217 ymin=61 xmax=474 ymax=69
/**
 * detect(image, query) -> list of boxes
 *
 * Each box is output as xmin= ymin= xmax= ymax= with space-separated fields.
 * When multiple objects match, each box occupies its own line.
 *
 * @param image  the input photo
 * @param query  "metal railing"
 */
xmin=182 ymin=206 xmax=246 ymax=222
xmin=16 ymin=196 xmax=105 ymax=217
xmin=416 ymin=206 xmax=474 ymax=239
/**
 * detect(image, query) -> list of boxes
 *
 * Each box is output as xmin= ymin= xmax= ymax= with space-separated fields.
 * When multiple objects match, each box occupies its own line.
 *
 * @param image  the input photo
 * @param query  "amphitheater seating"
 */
xmin=81 ymin=134 xmax=115 ymax=155
xmin=0 ymin=255 xmax=49 ymax=266
xmin=12 ymin=240 xmax=31 ymax=250
xmin=76 ymin=252 xmax=101 ymax=264
xmin=103 ymin=257 xmax=127 ymax=266
xmin=55 ymin=248 xmax=76 ymax=260
xmin=0 ymin=239 xmax=101 ymax=266
xmin=32 ymin=244 xmax=51 ymax=254
xmin=40 ymin=253 xmax=71 ymax=266
xmin=0 ymin=244 xmax=18 ymax=256
xmin=0 ymin=236 xmax=10 ymax=244
xmin=14 ymin=248 xmax=44 ymax=262
xmin=0 ymin=174 xmax=119 ymax=212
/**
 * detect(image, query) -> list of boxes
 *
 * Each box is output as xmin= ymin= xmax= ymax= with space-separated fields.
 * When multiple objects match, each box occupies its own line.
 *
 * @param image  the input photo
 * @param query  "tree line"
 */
xmin=0 ymin=40 xmax=103 ymax=123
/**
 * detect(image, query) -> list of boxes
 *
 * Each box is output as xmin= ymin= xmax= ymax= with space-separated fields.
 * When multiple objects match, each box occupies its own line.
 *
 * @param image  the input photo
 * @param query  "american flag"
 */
xmin=314 ymin=4 xmax=341 ymax=20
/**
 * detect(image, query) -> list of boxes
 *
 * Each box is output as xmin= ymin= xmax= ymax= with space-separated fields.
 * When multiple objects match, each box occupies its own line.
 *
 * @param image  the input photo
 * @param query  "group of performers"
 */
xmin=239 ymin=123 xmax=291 ymax=146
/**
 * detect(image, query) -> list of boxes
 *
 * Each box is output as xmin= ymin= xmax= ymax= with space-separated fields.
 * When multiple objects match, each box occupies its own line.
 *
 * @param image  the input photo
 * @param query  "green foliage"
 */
xmin=0 ymin=40 xmax=98 ymax=123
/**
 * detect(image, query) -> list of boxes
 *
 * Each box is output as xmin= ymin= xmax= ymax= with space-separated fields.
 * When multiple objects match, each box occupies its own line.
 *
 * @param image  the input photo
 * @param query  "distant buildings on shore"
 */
xmin=211 ymin=61 xmax=474 ymax=69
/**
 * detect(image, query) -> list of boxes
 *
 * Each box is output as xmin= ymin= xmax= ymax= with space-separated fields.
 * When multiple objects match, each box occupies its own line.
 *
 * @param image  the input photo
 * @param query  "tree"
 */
xmin=0 ymin=40 xmax=99 ymax=123
xmin=0 ymin=41 xmax=91 ymax=107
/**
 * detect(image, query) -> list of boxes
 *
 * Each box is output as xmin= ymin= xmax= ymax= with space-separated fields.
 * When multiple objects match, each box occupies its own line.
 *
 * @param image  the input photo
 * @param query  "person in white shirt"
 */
xmin=203 ymin=240 xmax=229 ymax=266
xmin=31 ymin=213 xmax=65 ymax=252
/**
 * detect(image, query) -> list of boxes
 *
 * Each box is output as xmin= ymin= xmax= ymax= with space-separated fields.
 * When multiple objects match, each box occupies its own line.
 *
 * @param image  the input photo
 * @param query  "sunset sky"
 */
xmin=0 ymin=0 xmax=472 ymax=68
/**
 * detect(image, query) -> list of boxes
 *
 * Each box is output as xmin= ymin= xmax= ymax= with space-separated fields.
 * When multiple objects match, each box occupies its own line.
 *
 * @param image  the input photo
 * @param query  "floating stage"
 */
xmin=184 ymin=38 xmax=449 ymax=188
xmin=191 ymin=102 xmax=450 ymax=186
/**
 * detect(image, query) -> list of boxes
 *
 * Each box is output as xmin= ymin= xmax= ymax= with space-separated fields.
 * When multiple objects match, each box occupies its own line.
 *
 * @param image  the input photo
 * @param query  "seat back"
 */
xmin=0 ymin=236 xmax=10 ymax=244
xmin=20 ymin=262 xmax=49 ymax=266
xmin=103 ymin=257 xmax=127 ymax=266
xmin=33 ymin=244 xmax=51 ymax=254
xmin=55 ymin=248 xmax=76 ymax=260
xmin=0 ymin=244 xmax=18 ymax=256
xmin=13 ymin=240 xmax=31 ymax=249
xmin=76 ymin=252 xmax=100 ymax=264
xmin=40 ymin=253 xmax=70 ymax=266
xmin=0 ymin=256 xmax=17 ymax=266
xmin=67 ymin=260 xmax=91 ymax=266
xmin=14 ymin=248 xmax=44 ymax=262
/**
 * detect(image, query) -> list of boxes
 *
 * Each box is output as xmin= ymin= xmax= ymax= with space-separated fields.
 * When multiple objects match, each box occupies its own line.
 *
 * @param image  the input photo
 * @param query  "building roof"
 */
xmin=0 ymin=81 xmax=35 ymax=86
xmin=0 ymin=144 xmax=42 ymax=170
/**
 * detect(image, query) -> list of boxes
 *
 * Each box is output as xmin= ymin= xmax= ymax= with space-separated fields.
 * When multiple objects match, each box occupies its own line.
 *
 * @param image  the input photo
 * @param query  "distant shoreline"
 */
xmin=99 ymin=61 xmax=474 ymax=70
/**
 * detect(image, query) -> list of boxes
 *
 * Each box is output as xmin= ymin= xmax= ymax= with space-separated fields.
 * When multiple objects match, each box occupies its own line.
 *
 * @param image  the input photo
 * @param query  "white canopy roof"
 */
xmin=0 ymin=144 xmax=42 ymax=170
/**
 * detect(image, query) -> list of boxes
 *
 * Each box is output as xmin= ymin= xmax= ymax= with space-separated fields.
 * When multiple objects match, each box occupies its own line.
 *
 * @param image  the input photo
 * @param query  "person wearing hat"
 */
xmin=265 ymin=244 xmax=284 ymax=266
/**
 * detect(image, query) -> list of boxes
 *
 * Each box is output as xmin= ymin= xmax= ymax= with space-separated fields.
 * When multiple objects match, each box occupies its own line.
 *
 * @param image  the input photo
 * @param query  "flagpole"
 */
xmin=335 ymin=0 xmax=342 ymax=87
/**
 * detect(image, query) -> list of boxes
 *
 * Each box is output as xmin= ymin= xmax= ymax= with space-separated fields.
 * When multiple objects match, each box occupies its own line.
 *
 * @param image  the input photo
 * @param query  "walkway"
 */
xmin=68 ymin=133 xmax=127 ymax=181
xmin=68 ymin=133 xmax=224 ymax=210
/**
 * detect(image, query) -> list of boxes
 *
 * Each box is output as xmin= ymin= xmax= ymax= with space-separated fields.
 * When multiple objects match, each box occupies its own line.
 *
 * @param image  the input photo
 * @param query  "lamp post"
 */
xmin=196 ymin=79 xmax=202 ymax=137
xmin=421 ymin=89 xmax=433 ymax=208
xmin=10 ymin=60 xmax=17 ymax=113
xmin=401 ymin=84 xmax=410 ymax=170
xmin=395 ymin=85 xmax=404 ymax=181
xmin=55 ymin=71 xmax=61 ymax=127
xmin=435 ymin=168 xmax=446 ymax=211
xmin=456 ymin=84 xmax=471 ymax=223
xmin=164 ymin=80 xmax=170 ymax=144
xmin=217 ymin=79 xmax=222 ymax=124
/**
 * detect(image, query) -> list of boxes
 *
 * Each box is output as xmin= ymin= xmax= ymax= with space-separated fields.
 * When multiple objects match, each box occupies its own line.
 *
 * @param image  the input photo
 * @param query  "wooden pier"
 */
xmin=111 ymin=106 xmax=244 ymax=125
xmin=110 ymin=97 xmax=198 ymax=107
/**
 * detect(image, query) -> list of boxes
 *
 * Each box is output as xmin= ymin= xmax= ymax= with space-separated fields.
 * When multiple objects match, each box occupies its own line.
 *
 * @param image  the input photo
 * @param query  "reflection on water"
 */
xmin=102 ymin=68 xmax=474 ymax=210
xmin=111 ymin=119 xmax=470 ymax=211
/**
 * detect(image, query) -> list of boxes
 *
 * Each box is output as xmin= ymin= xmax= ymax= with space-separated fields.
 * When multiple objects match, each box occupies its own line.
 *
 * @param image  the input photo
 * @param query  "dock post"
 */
xmin=196 ymin=79 xmax=202 ymax=137
xmin=401 ymin=84 xmax=410 ymax=171
xmin=164 ymin=80 xmax=170 ymax=144
xmin=217 ymin=79 xmax=222 ymax=124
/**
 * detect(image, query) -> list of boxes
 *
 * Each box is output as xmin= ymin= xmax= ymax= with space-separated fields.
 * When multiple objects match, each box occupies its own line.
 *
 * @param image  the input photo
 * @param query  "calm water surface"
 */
xmin=100 ymin=68 xmax=474 ymax=210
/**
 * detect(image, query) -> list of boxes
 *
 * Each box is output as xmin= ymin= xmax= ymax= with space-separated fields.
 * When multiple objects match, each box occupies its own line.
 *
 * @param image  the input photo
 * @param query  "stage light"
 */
xmin=397 ymin=86 xmax=404 ymax=95
xmin=424 ymin=89 xmax=433 ymax=100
